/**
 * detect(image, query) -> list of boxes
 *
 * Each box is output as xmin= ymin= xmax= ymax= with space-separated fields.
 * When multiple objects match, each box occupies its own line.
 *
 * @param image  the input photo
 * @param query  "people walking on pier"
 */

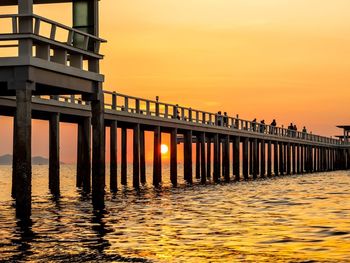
xmin=260 ymin=120 xmax=266 ymax=133
xmin=302 ymin=126 xmax=307 ymax=139
xmin=252 ymin=118 xmax=257 ymax=132
xmin=293 ymin=124 xmax=298 ymax=137
xmin=234 ymin=114 xmax=239 ymax=129
xmin=270 ymin=119 xmax=277 ymax=134
xmin=216 ymin=111 xmax=223 ymax=126
xmin=223 ymin=112 xmax=228 ymax=127
xmin=287 ymin=123 xmax=293 ymax=137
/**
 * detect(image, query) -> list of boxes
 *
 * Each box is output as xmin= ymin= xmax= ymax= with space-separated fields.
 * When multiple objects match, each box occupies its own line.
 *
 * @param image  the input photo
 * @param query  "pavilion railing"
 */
xmin=0 ymin=13 xmax=106 ymax=71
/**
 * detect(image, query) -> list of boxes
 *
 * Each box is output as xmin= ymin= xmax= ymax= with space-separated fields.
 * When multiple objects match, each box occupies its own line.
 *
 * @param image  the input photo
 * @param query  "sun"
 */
xmin=161 ymin=144 xmax=169 ymax=154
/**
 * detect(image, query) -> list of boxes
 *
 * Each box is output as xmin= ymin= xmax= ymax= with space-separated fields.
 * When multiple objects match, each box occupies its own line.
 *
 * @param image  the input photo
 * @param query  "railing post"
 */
xmin=135 ymin=99 xmax=140 ymax=114
xmin=112 ymin=92 xmax=117 ymax=110
xmin=146 ymin=101 xmax=150 ymax=115
xmin=124 ymin=97 xmax=129 ymax=112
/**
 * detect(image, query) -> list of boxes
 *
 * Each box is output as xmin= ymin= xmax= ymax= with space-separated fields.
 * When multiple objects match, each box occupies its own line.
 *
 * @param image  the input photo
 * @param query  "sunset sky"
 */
xmin=1 ymin=0 xmax=350 ymax=163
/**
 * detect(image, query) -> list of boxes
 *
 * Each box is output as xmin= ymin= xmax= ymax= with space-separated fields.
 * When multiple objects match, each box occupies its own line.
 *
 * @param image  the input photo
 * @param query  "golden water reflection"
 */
xmin=0 ymin=166 xmax=349 ymax=262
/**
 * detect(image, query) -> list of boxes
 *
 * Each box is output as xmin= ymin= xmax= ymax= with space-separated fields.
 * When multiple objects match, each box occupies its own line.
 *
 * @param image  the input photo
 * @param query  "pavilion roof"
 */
xmin=336 ymin=125 xmax=350 ymax=130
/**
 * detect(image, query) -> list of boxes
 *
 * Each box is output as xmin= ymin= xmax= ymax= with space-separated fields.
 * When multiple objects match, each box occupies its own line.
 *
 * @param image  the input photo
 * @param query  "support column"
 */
xmin=249 ymin=140 xmax=253 ymax=175
xmin=243 ymin=137 xmax=249 ymax=180
xmin=12 ymin=115 xmax=17 ymax=199
xmin=260 ymin=140 xmax=266 ymax=177
xmin=284 ymin=144 xmax=288 ymax=174
xmin=184 ymin=130 xmax=193 ymax=184
xmin=133 ymin=124 xmax=140 ymax=189
xmin=213 ymin=133 xmax=220 ymax=182
xmin=200 ymin=132 xmax=206 ymax=184
xmin=14 ymin=89 xmax=32 ymax=218
xmin=310 ymin=146 xmax=314 ymax=172
xmin=207 ymin=136 xmax=211 ymax=179
xmin=153 ymin=126 xmax=161 ymax=187
xmin=253 ymin=138 xmax=258 ymax=179
xmin=267 ymin=140 xmax=272 ymax=176
xmin=91 ymin=90 xmax=106 ymax=209
xmin=233 ymin=136 xmax=240 ymax=181
xmin=301 ymin=145 xmax=304 ymax=173
xmin=77 ymin=117 xmax=91 ymax=191
xmin=110 ymin=120 xmax=117 ymax=192
xmin=274 ymin=141 xmax=278 ymax=176
xmin=279 ymin=142 xmax=284 ymax=175
xmin=296 ymin=144 xmax=300 ymax=174
xmin=286 ymin=143 xmax=291 ymax=175
xmin=121 ymin=127 xmax=127 ymax=186
xmin=140 ymin=129 xmax=146 ymax=184
xmin=223 ymin=135 xmax=230 ymax=182
xmin=292 ymin=144 xmax=296 ymax=174
xmin=196 ymin=136 xmax=201 ymax=179
xmin=170 ymin=128 xmax=177 ymax=186
xmin=49 ymin=112 xmax=60 ymax=196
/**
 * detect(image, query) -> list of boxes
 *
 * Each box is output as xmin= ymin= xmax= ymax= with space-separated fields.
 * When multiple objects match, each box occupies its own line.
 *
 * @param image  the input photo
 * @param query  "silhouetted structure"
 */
xmin=0 ymin=1 xmax=349 ymax=221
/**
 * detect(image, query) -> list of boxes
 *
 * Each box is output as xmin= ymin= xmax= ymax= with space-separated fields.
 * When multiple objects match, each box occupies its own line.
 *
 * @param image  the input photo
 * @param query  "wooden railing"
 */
xmin=0 ymin=14 xmax=106 ymax=71
xmin=8 ymin=92 xmax=346 ymax=146
xmin=102 ymin=91 xmax=344 ymax=146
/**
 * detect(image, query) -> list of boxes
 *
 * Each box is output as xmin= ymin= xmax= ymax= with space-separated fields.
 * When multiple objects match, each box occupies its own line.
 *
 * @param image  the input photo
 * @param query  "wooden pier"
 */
xmin=0 ymin=0 xmax=350 ymax=219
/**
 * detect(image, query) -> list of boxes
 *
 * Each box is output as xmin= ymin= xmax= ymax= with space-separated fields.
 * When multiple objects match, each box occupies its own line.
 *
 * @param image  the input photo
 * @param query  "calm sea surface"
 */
xmin=0 ymin=165 xmax=349 ymax=262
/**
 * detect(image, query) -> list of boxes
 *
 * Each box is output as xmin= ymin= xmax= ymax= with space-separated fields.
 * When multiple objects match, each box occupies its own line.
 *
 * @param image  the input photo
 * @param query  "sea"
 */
xmin=0 ymin=164 xmax=349 ymax=262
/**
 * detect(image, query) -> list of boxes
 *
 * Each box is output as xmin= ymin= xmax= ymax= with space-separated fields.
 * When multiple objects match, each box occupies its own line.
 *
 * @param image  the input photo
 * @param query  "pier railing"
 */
xmin=25 ymin=91 xmax=345 ymax=146
xmin=102 ymin=91 xmax=343 ymax=145
xmin=0 ymin=13 xmax=106 ymax=71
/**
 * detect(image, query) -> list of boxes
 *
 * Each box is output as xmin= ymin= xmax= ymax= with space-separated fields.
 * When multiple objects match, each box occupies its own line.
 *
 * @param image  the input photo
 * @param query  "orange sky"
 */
xmin=1 ymin=0 xmax=350 ymax=163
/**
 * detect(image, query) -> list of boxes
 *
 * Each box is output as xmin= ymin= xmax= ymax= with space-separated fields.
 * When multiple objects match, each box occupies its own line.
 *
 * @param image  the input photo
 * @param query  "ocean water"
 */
xmin=0 ymin=165 xmax=349 ymax=262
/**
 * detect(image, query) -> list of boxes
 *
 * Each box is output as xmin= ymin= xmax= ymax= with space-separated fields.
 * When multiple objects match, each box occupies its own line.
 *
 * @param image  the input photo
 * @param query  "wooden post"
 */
xmin=284 ymin=144 xmax=288 ymax=174
xmin=77 ymin=117 xmax=91 ymax=191
xmin=91 ymin=91 xmax=106 ymax=209
xmin=207 ymin=136 xmax=211 ymax=179
xmin=267 ymin=140 xmax=272 ymax=176
xmin=200 ymin=132 xmax=206 ymax=184
xmin=279 ymin=142 xmax=284 ymax=175
xmin=243 ymin=137 xmax=249 ymax=180
xmin=170 ymin=128 xmax=177 ymax=186
xmin=110 ymin=120 xmax=117 ymax=192
xmin=233 ymin=136 xmax=240 ymax=181
xmin=121 ymin=127 xmax=127 ymax=186
xmin=296 ymin=144 xmax=300 ymax=174
xmin=49 ymin=112 xmax=60 ymax=196
xmin=292 ymin=144 xmax=296 ymax=174
xmin=213 ymin=133 xmax=220 ymax=182
xmin=133 ymin=124 xmax=140 ymax=189
xmin=14 ymin=89 xmax=32 ymax=219
xmin=12 ymin=115 xmax=17 ymax=199
xmin=140 ymin=129 xmax=146 ymax=184
xmin=286 ymin=143 xmax=291 ymax=175
xmin=274 ymin=141 xmax=278 ymax=176
xmin=184 ymin=130 xmax=193 ymax=184
xmin=253 ymin=138 xmax=258 ymax=179
xmin=196 ymin=136 xmax=200 ymax=179
xmin=301 ymin=145 xmax=304 ymax=173
xmin=224 ymin=135 xmax=230 ymax=182
xmin=260 ymin=140 xmax=265 ymax=177
xmin=249 ymin=140 xmax=253 ymax=175
xmin=153 ymin=126 xmax=161 ymax=186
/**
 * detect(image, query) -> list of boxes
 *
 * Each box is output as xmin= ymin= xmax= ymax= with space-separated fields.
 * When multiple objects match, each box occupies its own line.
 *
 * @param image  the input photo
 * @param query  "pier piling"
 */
xmin=49 ymin=112 xmax=60 ymax=196
xmin=110 ymin=120 xmax=117 ymax=192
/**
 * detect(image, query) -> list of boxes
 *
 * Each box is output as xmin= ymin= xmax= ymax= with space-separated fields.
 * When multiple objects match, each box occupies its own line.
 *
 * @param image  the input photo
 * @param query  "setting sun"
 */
xmin=161 ymin=144 xmax=169 ymax=155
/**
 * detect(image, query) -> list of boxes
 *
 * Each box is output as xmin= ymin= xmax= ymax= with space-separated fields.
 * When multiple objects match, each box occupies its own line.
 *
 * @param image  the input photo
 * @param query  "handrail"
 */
xmin=102 ymin=91 xmax=347 ymax=146
xmin=1 ymin=92 xmax=347 ymax=145
xmin=0 ymin=14 xmax=106 ymax=43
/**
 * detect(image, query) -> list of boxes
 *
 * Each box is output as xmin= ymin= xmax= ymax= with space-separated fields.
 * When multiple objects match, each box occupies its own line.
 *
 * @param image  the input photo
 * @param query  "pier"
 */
xmin=1 ymin=0 xmax=350 ymax=219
